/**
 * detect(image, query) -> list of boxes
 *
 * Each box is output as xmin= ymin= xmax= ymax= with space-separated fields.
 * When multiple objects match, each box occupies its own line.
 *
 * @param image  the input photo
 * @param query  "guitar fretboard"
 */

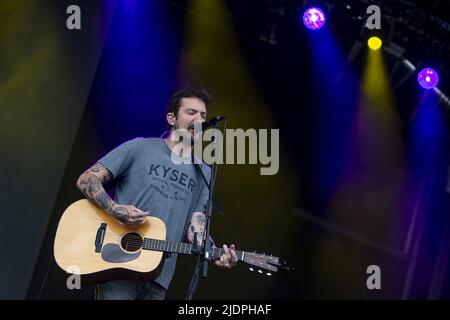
xmin=142 ymin=238 xmax=243 ymax=261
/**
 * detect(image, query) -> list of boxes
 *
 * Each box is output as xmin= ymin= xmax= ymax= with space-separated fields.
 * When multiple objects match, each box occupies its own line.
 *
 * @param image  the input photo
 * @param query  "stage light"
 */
xmin=303 ymin=7 xmax=326 ymax=30
xmin=418 ymin=68 xmax=439 ymax=89
xmin=368 ymin=37 xmax=382 ymax=50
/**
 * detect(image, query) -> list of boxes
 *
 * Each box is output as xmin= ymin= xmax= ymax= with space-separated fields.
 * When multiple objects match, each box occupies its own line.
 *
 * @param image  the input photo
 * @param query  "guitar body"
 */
xmin=54 ymin=200 xmax=282 ymax=286
xmin=54 ymin=200 xmax=166 ymax=285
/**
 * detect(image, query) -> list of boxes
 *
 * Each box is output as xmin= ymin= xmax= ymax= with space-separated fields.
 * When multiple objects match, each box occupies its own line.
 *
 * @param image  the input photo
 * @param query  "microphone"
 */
xmin=194 ymin=115 xmax=226 ymax=130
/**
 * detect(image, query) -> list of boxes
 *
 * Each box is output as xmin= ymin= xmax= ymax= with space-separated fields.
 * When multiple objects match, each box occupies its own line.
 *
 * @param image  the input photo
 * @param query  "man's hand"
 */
xmin=109 ymin=204 xmax=148 ymax=226
xmin=214 ymin=244 xmax=238 ymax=269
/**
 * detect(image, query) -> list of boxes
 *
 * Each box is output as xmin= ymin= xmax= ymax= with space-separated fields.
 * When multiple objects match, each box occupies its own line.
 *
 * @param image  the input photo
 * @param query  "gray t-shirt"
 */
xmin=97 ymin=137 xmax=210 ymax=289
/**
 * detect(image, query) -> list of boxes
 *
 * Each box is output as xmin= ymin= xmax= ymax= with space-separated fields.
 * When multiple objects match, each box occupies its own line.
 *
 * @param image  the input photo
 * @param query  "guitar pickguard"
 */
xmin=101 ymin=243 xmax=141 ymax=263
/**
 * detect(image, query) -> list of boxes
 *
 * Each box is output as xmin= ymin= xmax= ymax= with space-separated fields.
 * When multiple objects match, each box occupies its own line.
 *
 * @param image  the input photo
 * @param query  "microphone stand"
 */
xmin=186 ymin=121 xmax=222 ymax=300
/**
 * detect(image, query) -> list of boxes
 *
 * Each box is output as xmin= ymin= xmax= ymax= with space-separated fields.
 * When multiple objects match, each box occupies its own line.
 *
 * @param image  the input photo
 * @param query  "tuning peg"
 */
xmin=258 ymin=270 xmax=263 ymax=274
xmin=249 ymin=267 xmax=254 ymax=272
xmin=266 ymin=272 xmax=272 ymax=276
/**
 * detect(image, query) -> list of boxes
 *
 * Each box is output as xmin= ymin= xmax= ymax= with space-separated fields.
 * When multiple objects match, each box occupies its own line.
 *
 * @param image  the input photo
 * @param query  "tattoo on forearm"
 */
xmin=78 ymin=181 xmax=112 ymax=214
xmin=187 ymin=213 xmax=206 ymax=242
xmin=78 ymin=163 xmax=115 ymax=213
xmin=79 ymin=176 xmax=101 ymax=197
xmin=89 ymin=163 xmax=105 ymax=173
xmin=194 ymin=214 xmax=206 ymax=226
xmin=96 ymin=192 xmax=111 ymax=211
xmin=100 ymin=172 xmax=112 ymax=184
xmin=197 ymin=231 xmax=205 ymax=244
xmin=84 ymin=163 xmax=113 ymax=184
xmin=80 ymin=186 xmax=112 ymax=212
xmin=85 ymin=176 xmax=100 ymax=193
xmin=189 ymin=224 xmax=204 ymax=245
xmin=111 ymin=206 xmax=130 ymax=224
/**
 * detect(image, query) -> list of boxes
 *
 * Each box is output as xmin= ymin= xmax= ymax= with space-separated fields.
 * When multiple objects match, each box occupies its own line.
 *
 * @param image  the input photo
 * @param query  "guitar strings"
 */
xmin=102 ymin=232 xmax=199 ymax=248
xmin=101 ymin=232 xmax=225 ymax=255
xmin=96 ymin=233 xmax=272 ymax=267
xmin=100 ymin=232 xmax=249 ymax=258
xmin=105 ymin=236 xmax=231 ymax=258
xmin=95 ymin=234 xmax=269 ymax=266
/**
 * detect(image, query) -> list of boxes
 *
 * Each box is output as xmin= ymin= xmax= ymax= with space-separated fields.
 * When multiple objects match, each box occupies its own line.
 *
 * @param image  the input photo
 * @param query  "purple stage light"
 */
xmin=418 ymin=68 xmax=439 ymax=89
xmin=303 ymin=7 xmax=326 ymax=30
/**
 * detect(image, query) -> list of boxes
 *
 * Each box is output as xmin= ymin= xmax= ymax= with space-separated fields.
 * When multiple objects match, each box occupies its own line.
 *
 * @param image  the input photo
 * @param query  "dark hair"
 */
xmin=166 ymin=87 xmax=212 ymax=117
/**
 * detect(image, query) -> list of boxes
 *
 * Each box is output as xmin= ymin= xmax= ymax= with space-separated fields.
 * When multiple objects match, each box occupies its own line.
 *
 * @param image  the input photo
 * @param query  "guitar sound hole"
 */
xmin=121 ymin=232 xmax=143 ymax=252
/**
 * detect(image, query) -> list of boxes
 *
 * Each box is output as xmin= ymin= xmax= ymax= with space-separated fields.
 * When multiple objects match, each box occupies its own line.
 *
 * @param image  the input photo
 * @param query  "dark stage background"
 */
xmin=0 ymin=0 xmax=449 ymax=300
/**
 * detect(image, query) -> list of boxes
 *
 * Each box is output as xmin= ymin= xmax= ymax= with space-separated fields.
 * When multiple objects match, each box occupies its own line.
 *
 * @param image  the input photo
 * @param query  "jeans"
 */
xmin=96 ymin=279 xmax=166 ymax=300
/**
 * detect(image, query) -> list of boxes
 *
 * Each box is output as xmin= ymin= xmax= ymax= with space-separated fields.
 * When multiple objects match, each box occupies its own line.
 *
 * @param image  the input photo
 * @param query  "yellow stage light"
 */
xmin=368 ymin=36 xmax=382 ymax=50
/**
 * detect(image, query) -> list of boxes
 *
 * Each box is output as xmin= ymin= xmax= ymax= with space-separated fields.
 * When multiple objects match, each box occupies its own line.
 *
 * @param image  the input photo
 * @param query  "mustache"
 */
xmin=187 ymin=123 xmax=198 ymax=130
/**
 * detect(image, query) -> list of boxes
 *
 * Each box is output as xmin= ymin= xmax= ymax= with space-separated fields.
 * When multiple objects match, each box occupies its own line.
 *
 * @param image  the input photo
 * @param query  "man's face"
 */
xmin=171 ymin=97 xmax=207 ymax=138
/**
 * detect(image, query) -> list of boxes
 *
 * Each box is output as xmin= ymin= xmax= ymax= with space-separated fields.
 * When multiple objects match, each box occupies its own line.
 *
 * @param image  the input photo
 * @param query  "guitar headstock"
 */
xmin=242 ymin=251 xmax=281 ymax=275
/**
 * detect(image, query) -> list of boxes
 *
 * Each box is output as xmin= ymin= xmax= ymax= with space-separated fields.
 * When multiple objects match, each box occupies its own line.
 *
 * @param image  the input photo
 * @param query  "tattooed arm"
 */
xmin=186 ymin=211 xmax=237 ymax=268
xmin=186 ymin=211 xmax=208 ymax=246
xmin=76 ymin=162 xmax=148 ymax=225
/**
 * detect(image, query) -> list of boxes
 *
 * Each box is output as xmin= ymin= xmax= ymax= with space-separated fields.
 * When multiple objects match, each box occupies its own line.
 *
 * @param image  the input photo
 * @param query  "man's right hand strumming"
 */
xmin=76 ymin=162 xmax=148 ymax=226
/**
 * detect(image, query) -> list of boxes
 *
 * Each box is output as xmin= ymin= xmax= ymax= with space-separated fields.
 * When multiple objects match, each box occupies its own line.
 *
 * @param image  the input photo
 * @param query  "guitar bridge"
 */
xmin=95 ymin=223 xmax=107 ymax=253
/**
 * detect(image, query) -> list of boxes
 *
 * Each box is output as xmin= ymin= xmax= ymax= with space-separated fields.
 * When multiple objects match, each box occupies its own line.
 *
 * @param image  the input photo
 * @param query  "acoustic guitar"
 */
xmin=54 ymin=200 xmax=282 ymax=285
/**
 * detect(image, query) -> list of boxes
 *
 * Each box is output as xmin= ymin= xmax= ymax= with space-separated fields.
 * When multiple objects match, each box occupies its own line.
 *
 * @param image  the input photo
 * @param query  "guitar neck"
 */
xmin=142 ymin=238 xmax=244 ymax=261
